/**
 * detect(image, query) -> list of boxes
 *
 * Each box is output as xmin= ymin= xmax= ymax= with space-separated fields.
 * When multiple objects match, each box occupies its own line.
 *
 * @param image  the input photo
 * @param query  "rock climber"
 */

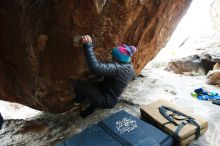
xmin=73 ymin=35 xmax=137 ymax=118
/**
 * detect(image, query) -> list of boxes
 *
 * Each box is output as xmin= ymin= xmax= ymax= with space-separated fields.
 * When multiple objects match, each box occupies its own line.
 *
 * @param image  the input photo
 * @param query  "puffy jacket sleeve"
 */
xmin=83 ymin=42 xmax=119 ymax=76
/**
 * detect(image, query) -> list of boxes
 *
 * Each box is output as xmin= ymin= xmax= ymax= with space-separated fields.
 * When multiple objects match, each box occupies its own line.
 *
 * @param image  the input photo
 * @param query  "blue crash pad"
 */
xmin=56 ymin=110 xmax=173 ymax=146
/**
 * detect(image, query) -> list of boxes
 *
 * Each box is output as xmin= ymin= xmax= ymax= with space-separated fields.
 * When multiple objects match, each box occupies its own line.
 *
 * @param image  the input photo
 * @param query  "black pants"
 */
xmin=73 ymin=80 xmax=117 ymax=109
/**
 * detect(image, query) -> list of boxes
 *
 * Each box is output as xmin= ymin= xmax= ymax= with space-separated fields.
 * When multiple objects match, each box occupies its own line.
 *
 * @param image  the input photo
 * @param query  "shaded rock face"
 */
xmin=208 ymin=62 xmax=220 ymax=86
xmin=166 ymin=55 xmax=216 ymax=76
xmin=0 ymin=0 xmax=192 ymax=113
xmin=166 ymin=35 xmax=220 ymax=87
xmin=208 ymin=70 xmax=220 ymax=87
xmin=166 ymin=35 xmax=220 ymax=76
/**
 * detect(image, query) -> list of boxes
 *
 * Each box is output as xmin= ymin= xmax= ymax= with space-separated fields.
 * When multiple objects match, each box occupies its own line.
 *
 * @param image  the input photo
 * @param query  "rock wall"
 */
xmin=166 ymin=35 xmax=220 ymax=76
xmin=0 ymin=0 xmax=192 ymax=113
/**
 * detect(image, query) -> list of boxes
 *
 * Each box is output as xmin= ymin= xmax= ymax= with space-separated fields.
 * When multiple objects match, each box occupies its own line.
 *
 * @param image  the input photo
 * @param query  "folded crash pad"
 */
xmin=56 ymin=110 xmax=173 ymax=146
xmin=140 ymin=99 xmax=208 ymax=146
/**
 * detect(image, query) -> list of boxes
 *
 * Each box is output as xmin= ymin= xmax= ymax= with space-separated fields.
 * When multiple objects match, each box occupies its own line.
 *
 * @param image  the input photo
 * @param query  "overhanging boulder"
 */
xmin=0 ymin=0 xmax=192 ymax=113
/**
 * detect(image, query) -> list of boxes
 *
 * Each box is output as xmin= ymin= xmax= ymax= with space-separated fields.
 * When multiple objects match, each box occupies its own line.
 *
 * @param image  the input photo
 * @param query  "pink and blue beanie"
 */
xmin=112 ymin=44 xmax=137 ymax=63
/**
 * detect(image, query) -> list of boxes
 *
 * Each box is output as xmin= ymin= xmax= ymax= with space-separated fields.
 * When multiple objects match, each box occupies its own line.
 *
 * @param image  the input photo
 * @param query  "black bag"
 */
xmin=56 ymin=110 xmax=173 ymax=146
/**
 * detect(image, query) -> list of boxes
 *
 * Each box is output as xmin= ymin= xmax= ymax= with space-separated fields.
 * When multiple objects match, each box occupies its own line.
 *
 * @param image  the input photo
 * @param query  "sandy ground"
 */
xmin=122 ymin=67 xmax=220 ymax=146
xmin=64 ymin=67 xmax=220 ymax=146
xmin=0 ymin=101 xmax=41 ymax=120
xmin=2 ymin=67 xmax=220 ymax=146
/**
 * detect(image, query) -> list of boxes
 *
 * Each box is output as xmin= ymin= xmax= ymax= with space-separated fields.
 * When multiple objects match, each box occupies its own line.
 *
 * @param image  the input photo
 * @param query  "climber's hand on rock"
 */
xmin=82 ymin=35 xmax=92 ymax=44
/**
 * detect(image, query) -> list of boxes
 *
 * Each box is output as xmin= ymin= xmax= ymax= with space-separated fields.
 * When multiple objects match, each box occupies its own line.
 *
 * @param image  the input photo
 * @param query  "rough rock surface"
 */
xmin=166 ymin=36 xmax=220 ymax=76
xmin=166 ymin=55 xmax=216 ymax=75
xmin=0 ymin=0 xmax=192 ymax=113
xmin=202 ymin=48 xmax=220 ymax=63
xmin=208 ymin=70 xmax=220 ymax=87
xmin=166 ymin=55 xmax=207 ymax=75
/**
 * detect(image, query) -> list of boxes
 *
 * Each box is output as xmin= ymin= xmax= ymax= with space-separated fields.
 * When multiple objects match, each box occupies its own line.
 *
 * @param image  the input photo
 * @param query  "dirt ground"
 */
xmin=122 ymin=67 xmax=220 ymax=146
xmin=1 ymin=67 xmax=220 ymax=146
xmin=71 ymin=66 xmax=220 ymax=146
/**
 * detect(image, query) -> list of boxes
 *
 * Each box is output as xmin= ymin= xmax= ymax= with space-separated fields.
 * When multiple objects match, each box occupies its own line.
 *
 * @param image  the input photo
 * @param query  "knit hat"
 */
xmin=112 ymin=44 xmax=137 ymax=63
